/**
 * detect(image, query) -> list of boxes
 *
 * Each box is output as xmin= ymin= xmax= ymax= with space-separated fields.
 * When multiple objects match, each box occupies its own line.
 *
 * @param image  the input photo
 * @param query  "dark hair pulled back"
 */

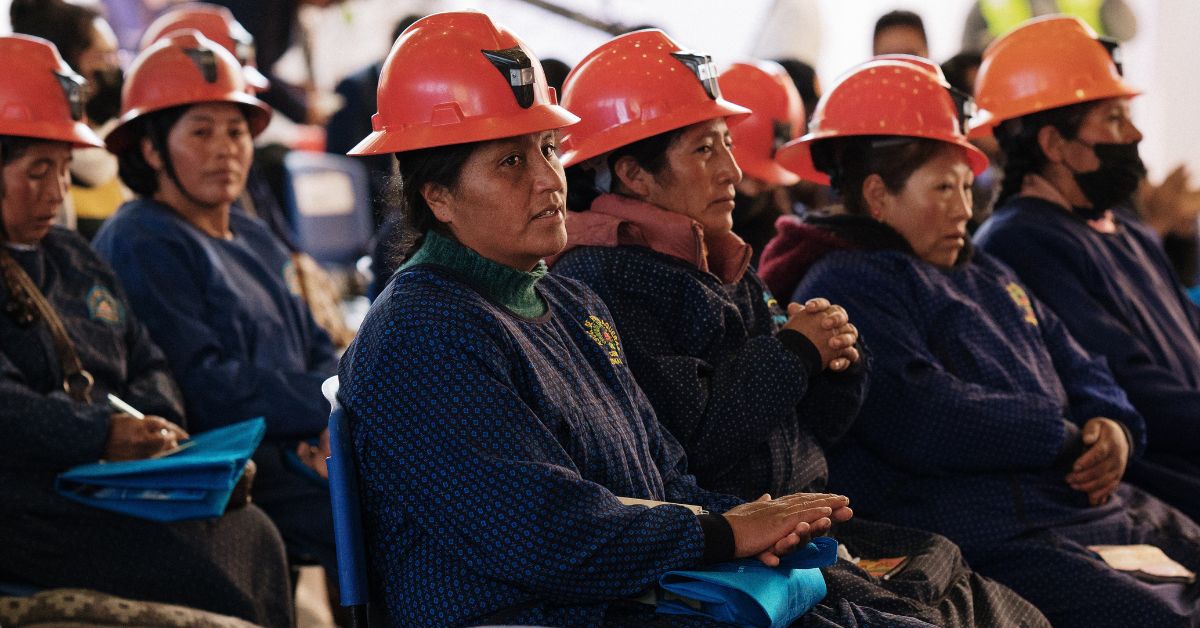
xmin=811 ymin=136 xmax=946 ymax=215
xmin=565 ymin=126 xmax=686 ymax=211
xmin=991 ymin=101 xmax=1097 ymax=207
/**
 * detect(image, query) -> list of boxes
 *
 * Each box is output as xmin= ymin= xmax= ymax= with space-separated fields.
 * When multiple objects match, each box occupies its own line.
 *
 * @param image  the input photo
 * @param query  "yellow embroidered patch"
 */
xmin=86 ymin=284 xmax=124 ymax=325
xmin=1005 ymin=282 xmax=1038 ymax=326
xmin=584 ymin=315 xmax=624 ymax=365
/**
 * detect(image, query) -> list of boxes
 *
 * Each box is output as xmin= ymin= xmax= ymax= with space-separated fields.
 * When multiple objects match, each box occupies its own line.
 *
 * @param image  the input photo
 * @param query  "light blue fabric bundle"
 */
xmin=657 ymin=536 xmax=838 ymax=627
xmin=55 ymin=418 xmax=265 ymax=522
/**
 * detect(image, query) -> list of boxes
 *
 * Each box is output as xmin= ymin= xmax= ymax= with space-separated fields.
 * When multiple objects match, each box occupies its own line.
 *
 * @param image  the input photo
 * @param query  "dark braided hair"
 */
xmin=992 ymin=101 xmax=1098 ymax=207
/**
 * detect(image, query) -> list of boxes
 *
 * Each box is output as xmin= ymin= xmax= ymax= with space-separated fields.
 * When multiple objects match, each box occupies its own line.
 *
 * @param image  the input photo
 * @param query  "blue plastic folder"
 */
xmin=657 ymin=536 xmax=839 ymax=627
xmin=55 ymin=418 xmax=265 ymax=522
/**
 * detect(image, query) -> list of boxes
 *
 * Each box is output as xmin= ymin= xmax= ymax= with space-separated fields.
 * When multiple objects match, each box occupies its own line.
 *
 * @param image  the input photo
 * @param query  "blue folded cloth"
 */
xmin=55 ymin=418 xmax=265 ymax=522
xmin=657 ymin=536 xmax=838 ymax=627
xmin=1188 ymin=284 xmax=1200 ymax=307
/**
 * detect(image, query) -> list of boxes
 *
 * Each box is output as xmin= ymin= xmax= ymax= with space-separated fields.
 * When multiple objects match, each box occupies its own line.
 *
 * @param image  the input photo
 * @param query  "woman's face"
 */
xmin=1 ymin=141 xmax=71 ymax=245
xmin=872 ymin=145 xmax=974 ymax=268
xmin=634 ymin=118 xmax=742 ymax=237
xmin=426 ymin=130 xmax=567 ymax=271
xmin=153 ymin=103 xmax=253 ymax=209
xmin=1061 ymin=97 xmax=1143 ymax=171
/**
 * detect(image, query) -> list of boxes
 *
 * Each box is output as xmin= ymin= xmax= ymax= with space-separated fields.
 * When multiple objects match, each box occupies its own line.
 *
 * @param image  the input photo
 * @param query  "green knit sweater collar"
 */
xmin=400 ymin=230 xmax=548 ymax=317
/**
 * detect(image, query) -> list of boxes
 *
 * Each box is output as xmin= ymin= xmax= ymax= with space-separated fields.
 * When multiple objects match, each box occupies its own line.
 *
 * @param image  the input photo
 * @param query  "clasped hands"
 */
xmin=782 ymin=298 xmax=860 ymax=372
xmin=724 ymin=492 xmax=853 ymax=567
xmin=1067 ymin=417 xmax=1130 ymax=506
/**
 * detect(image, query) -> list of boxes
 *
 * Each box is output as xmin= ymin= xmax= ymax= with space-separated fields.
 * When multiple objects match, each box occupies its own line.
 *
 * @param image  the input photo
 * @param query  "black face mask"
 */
xmin=85 ymin=67 xmax=124 ymax=126
xmin=1069 ymin=140 xmax=1146 ymax=220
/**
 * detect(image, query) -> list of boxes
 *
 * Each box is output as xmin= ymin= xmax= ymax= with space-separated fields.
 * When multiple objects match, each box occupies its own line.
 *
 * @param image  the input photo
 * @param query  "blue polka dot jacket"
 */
xmin=338 ymin=231 xmax=742 ymax=626
xmin=552 ymin=194 xmax=868 ymax=501
xmin=761 ymin=214 xmax=1147 ymax=548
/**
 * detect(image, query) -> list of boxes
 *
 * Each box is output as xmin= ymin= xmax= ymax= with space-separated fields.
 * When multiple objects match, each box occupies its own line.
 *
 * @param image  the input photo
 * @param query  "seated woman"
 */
xmin=91 ymin=32 xmax=338 ymax=573
xmin=970 ymin=16 xmax=1200 ymax=524
xmin=759 ymin=58 xmax=1200 ymax=628
xmin=551 ymin=34 xmax=1046 ymax=628
xmin=336 ymin=12 xmax=852 ymax=626
xmin=0 ymin=34 xmax=289 ymax=626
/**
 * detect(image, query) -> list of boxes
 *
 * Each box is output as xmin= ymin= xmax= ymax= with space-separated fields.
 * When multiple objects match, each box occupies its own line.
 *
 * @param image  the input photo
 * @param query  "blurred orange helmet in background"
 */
xmin=718 ymin=60 xmax=806 ymax=186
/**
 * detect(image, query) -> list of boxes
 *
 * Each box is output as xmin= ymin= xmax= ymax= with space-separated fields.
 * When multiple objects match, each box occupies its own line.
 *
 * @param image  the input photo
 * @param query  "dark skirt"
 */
xmin=0 ymin=476 xmax=293 ymax=627
xmin=803 ymin=518 xmax=1049 ymax=627
xmin=966 ymin=483 xmax=1200 ymax=628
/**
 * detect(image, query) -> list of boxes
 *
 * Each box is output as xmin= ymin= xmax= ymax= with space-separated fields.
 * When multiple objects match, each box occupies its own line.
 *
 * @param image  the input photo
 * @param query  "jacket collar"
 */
xmin=554 ymin=193 xmax=752 ymax=284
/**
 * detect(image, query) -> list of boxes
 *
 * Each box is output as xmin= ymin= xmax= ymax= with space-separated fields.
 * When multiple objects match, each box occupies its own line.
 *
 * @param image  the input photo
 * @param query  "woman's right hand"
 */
xmin=782 ymin=299 xmax=860 ymax=371
xmin=722 ymin=492 xmax=852 ymax=566
xmin=103 ymin=413 xmax=187 ymax=461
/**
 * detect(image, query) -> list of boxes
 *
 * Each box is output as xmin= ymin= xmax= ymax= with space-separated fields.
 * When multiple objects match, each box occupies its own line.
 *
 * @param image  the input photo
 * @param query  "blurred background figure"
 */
xmin=10 ymin=0 xmax=127 ymax=238
xmin=205 ymin=0 xmax=346 ymax=125
xmin=961 ymin=0 xmax=1137 ymax=52
xmin=873 ymin=9 xmax=928 ymax=57
xmin=324 ymin=13 xmax=420 ymax=221
xmin=93 ymin=31 xmax=340 ymax=597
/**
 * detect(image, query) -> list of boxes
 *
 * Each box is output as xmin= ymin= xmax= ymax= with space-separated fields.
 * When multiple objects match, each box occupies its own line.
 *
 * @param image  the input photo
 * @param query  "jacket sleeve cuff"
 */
xmin=1116 ymin=420 xmax=1137 ymax=458
xmin=698 ymin=513 xmax=736 ymax=564
xmin=775 ymin=329 xmax=822 ymax=375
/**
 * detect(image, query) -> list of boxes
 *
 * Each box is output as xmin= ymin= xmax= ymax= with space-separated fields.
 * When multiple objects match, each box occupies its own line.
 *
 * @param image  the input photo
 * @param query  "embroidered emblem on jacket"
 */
xmin=282 ymin=258 xmax=303 ymax=297
xmin=764 ymin=291 xmax=788 ymax=327
xmin=86 ymin=285 xmax=124 ymax=324
xmin=1005 ymin=282 xmax=1038 ymax=326
xmin=584 ymin=315 xmax=624 ymax=365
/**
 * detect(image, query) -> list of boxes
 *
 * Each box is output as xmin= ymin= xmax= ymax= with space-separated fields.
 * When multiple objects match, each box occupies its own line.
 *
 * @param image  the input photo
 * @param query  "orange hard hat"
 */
xmin=776 ymin=59 xmax=988 ymax=185
xmin=718 ymin=61 xmax=806 ymax=186
xmin=970 ymin=15 xmax=1139 ymax=137
xmin=0 ymin=35 xmax=103 ymax=148
xmin=140 ymin=2 xmax=269 ymax=91
xmin=105 ymin=31 xmax=272 ymax=155
xmin=558 ymin=29 xmax=750 ymax=168
xmin=348 ymin=11 xmax=578 ymax=156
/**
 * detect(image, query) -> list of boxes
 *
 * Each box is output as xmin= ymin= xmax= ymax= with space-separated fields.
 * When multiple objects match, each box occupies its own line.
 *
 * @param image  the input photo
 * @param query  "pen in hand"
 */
xmin=107 ymin=393 xmax=145 ymax=420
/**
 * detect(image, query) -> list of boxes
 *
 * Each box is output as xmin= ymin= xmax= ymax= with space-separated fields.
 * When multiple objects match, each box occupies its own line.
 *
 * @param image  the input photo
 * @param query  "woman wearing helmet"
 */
xmin=91 ymin=32 xmax=339 ymax=576
xmin=551 ymin=35 xmax=1045 ymax=628
xmin=971 ymin=15 xmax=1200 ymax=526
xmin=760 ymin=58 xmax=1200 ymax=627
xmin=337 ymin=12 xmax=851 ymax=626
xmin=0 ymin=35 xmax=290 ymax=625
xmin=140 ymin=3 xmax=356 ymax=350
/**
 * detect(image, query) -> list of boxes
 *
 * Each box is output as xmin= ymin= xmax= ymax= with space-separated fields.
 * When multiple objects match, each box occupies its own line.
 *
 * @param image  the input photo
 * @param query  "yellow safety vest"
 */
xmin=70 ymin=177 xmax=126 ymax=221
xmin=980 ymin=0 xmax=1106 ymax=38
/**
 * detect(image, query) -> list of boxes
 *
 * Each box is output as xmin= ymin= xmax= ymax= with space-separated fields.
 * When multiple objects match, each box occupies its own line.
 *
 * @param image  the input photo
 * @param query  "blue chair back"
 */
xmin=284 ymin=151 xmax=374 ymax=266
xmin=327 ymin=404 xmax=371 ymax=627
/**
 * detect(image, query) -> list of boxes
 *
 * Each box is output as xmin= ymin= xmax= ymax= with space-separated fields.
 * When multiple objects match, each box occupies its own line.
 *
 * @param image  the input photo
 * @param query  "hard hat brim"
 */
xmin=7 ymin=120 xmax=105 ymax=149
xmin=560 ymin=99 xmax=751 ymax=169
xmin=348 ymin=103 xmax=579 ymax=157
xmin=778 ymin=133 xmax=990 ymax=186
xmin=105 ymin=91 xmax=272 ymax=155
